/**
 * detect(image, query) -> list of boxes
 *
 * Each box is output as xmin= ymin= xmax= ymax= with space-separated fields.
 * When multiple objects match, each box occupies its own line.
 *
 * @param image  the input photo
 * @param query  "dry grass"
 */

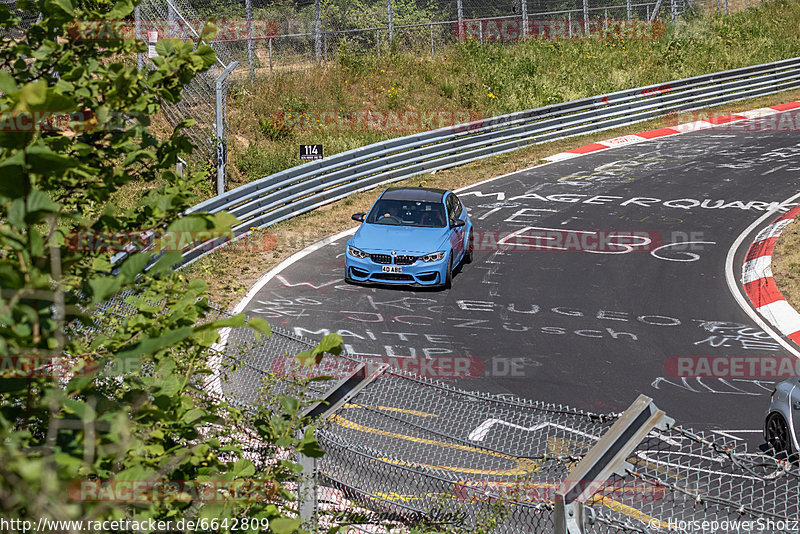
xmin=183 ymin=88 xmax=800 ymax=309
xmin=771 ymin=214 xmax=800 ymax=310
xmin=220 ymin=0 xmax=800 ymax=192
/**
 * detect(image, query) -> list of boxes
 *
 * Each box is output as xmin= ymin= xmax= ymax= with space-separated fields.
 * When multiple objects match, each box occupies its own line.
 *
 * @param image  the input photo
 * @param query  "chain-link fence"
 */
xmin=134 ymin=0 xmax=240 ymax=177
xmin=162 ymin=0 xmax=676 ymax=80
xmin=212 ymin=311 xmax=800 ymax=533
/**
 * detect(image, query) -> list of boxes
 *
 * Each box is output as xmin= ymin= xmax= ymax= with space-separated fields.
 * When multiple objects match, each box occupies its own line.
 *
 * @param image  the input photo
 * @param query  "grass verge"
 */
xmin=223 ymin=0 xmax=800 ymax=190
xmin=771 ymin=216 xmax=800 ymax=311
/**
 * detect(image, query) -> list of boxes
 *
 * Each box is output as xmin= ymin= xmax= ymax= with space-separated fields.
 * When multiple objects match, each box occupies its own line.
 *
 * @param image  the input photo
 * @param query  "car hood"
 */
xmin=351 ymin=223 xmax=449 ymax=254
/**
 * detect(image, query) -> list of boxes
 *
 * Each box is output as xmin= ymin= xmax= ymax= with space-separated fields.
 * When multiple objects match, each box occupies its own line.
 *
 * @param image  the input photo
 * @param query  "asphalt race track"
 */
xmin=240 ymin=111 xmax=800 ymax=446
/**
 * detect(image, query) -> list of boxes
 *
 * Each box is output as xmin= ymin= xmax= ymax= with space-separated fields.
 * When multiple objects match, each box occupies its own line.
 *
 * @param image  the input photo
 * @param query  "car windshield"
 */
xmin=366 ymin=199 xmax=447 ymax=227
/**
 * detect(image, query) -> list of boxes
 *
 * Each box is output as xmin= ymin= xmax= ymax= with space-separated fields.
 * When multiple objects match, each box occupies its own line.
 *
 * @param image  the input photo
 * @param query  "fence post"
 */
xmin=430 ymin=23 xmax=434 ymax=55
xmin=553 ymin=395 xmax=674 ymax=534
xmin=295 ymin=362 xmax=386 ymax=527
xmin=671 ymin=0 xmax=677 ymax=20
xmin=314 ymin=0 xmax=321 ymax=61
xmin=627 ymin=0 xmax=632 ymax=20
xmin=135 ymin=5 xmax=142 ymax=71
xmin=568 ymin=11 xmax=572 ymax=38
xmin=377 ymin=29 xmax=380 ymax=56
xmin=215 ymin=61 xmax=238 ymax=197
xmin=387 ymin=0 xmax=394 ymax=45
xmin=268 ymin=38 xmax=273 ymax=76
xmin=246 ymin=0 xmax=254 ymax=83
xmin=167 ymin=0 xmax=176 ymax=37
xmin=583 ymin=0 xmax=589 ymax=34
xmin=649 ymin=0 xmax=662 ymax=20
xmin=646 ymin=4 xmax=650 ymax=18
xmin=457 ymin=0 xmax=464 ymax=39
xmin=724 ymin=0 xmax=729 ymax=13
xmin=521 ymin=0 xmax=528 ymax=39
xmin=298 ymin=450 xmax=318 ymax=526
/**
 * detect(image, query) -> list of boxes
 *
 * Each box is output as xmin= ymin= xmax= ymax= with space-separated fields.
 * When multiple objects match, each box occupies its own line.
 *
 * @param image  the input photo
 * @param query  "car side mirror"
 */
xmin=451 ymin=218 xmax=466 ymax=228
xmin=352 ymin=213 xmax=365 ymax=222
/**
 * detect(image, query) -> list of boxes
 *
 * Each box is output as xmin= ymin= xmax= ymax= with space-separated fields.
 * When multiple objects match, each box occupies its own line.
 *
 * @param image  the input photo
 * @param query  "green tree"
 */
xmin=0 ymin=0 xmax=337 ymax=530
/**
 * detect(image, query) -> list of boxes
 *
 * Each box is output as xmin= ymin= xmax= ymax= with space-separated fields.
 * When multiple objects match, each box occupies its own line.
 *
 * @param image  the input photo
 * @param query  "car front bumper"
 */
xmin=345 ymin=254 xmax=448 ymax=286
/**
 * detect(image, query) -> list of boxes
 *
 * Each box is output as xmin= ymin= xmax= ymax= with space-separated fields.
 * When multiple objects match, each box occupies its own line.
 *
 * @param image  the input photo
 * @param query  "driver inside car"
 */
xmin=380 ymin=204 xmax=400 ymax=221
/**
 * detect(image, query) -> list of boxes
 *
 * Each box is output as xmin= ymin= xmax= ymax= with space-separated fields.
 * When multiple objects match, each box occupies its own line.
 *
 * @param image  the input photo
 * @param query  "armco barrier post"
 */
xmin=553 ymin=394 xmax=674 ymax=534
xmin=215 ymin=61 xmax=238 ymax=197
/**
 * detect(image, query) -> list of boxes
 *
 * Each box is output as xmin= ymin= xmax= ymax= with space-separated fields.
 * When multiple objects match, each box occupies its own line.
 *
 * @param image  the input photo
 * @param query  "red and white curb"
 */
xmin=544 ymin=102 xmax=800 ymax=162
xmin=742 ymin=206 xmax=800 ymax=346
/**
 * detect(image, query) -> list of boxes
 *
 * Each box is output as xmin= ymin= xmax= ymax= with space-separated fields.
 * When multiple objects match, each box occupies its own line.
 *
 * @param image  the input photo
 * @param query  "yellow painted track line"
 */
xmin=340 ymin=403 xmax=439 ymax=418
xmin=592 ymin=495 xmax=671 ymax=529
xmin=330 ymin=412 xmax=671 ymax=529
xmin=379 ymin=458 xmax=539 ymax=476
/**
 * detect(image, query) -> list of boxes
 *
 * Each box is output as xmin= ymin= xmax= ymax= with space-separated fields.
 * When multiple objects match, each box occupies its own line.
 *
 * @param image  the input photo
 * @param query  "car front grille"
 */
xmin=395 ymin=255 xmax=417 ymax=265
xmin=370 ymin=254 xmax=392 ymax=264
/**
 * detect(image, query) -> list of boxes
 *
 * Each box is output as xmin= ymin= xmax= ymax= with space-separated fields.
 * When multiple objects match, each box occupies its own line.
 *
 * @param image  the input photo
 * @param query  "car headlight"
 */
xmin=348 ymin=245 xmax=368 ymax=259
xmin=420 ymin=251 xmax=445 ymax=262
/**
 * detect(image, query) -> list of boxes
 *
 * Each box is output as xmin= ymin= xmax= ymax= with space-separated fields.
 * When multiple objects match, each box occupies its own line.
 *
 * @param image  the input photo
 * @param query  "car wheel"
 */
xmin=766 ymin=413 xmax=795 ymax=460
xmin=443 ymin=253 xmax=453 ymax=290
xmin=464 ymin=230 xmax=474 ymax=264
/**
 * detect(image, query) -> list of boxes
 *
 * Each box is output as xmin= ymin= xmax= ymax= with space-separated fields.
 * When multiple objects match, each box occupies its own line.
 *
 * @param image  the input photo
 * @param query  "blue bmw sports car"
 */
xmin=345 ymin=187 xmax=473 ymax=288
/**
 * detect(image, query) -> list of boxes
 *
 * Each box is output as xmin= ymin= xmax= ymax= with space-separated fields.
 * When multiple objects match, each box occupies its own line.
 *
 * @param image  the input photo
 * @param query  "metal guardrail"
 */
xmin=181 ymin=56 xmax=800 ymax=265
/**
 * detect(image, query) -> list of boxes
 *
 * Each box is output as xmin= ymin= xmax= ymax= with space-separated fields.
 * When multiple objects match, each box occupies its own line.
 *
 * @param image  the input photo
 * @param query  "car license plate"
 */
xmin=382 ymin=266 xmax=402 ymax=273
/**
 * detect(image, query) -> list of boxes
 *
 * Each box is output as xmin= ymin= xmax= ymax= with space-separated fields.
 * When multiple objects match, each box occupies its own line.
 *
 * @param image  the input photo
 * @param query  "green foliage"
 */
xmin=0 ymin=0 xmax=343 ymax=529
xmin=259 ymin=114 xmax=294 ymax=141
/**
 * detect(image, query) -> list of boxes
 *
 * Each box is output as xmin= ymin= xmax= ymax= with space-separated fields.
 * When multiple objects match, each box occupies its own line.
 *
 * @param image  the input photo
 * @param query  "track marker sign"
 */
xmin=300 ymin=144 xmax=323 ymax=160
